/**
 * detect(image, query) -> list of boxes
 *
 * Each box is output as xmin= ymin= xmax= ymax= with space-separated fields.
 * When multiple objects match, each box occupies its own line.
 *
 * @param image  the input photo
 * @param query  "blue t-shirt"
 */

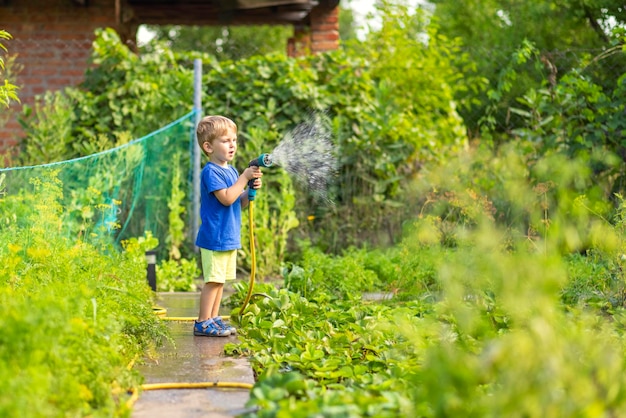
xmin=195 ymin=162 xmax=242 ymax=251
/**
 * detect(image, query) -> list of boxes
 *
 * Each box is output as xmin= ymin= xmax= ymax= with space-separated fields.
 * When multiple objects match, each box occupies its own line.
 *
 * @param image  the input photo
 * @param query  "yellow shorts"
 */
xmin=200 ymin=248 xmax=237 ymax=284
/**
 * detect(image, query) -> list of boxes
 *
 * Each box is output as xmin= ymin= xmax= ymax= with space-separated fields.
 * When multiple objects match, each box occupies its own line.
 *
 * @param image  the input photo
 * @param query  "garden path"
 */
xmin=132 ymin=292 xmax=255 ymax=418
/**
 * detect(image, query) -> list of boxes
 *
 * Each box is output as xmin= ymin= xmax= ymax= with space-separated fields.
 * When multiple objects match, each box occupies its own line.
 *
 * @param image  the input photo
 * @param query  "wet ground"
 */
xmin=132 ymin=292 xmax=255 ymax=418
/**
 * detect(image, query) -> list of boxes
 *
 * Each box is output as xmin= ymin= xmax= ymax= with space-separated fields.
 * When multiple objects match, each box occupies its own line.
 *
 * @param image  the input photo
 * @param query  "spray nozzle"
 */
xmin=255 ymin=153 xmax=273 ymax=168
xmin=247 ymin=153 xmax=273 ymax=201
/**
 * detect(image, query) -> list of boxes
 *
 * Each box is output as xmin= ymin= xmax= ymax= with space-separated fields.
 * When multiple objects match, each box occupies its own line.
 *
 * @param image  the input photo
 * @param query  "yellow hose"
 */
xmin=152 ymin=306 xmax=167 ymax=317
xmin=153 ymin=199 xmax=258 ymax=320
xmin=159 ymin=315 xmax=230 ymax=321
xmin=130 ymin=201 xmax=259 ymax=410
xmin=125 ymin=381 xmax=253 ymax=409
xmin=239 ymin=199 xmax=256 ymax=316
xmin=142 ymin=382 xmax=253 ymax=390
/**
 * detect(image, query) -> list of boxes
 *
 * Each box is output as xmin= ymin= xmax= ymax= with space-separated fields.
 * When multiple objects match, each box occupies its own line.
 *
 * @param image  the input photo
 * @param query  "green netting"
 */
xmin=0 ymin=111 xmax=197 ymax=254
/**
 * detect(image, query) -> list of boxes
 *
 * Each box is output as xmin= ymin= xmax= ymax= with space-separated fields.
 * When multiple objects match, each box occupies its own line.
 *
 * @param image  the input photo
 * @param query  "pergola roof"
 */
xmin=124 ymin=0 xmax=340 ymax=25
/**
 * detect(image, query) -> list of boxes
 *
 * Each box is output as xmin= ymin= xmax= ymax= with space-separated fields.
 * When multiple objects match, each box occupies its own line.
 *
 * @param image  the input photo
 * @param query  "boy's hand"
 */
xmin=243 ymin=166 xmax=263 ymax=182
xmin=250 ymin=177 xmax=262 ymax=190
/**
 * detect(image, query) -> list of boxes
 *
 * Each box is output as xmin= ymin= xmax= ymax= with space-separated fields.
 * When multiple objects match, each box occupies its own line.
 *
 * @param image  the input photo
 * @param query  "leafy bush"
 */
xmin=15 ymin=20 xmax=477 ymax=271
xmin=0 ymin=30 xmax=19 ymax=108
xmin=283 ymin=246 xmax=379 ymax=300
xmin=156 ymin=258 xmax=199 ymax=292
xmin=562 ymin=251 xmax=624 ymax=309
xmin=0 ymin=173 xmax=167 ymax=417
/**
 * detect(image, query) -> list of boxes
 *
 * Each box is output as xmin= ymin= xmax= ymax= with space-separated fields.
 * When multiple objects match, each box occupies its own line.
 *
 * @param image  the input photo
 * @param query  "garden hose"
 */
xmin=152 ymin=306 xmax=167 ymax=317
xmin=152 ymin=154 xmax=274 ymax=319
xmin=239 ymin=153 xmax=274 ymax=316
xmin=152 ymin=196 xmax=263 ymax=321
xmin=239 ymin=199 xmax=257 ymax=316
xmin=125 ymin=381 xmax=253 ymax=410
xmin=142 ymin=382 xmax=253 ymax=390
xmin=130 ymin=156 xmax=277 ymax=411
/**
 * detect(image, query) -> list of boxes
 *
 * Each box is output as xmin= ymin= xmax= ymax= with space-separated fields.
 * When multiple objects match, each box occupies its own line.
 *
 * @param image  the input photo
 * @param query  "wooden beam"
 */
xmin=130 ymin=3 xmax=314 ymax=25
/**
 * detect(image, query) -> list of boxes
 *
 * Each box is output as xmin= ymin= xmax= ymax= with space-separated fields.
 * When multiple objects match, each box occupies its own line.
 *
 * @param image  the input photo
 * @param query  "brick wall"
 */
xmin=0 ymin=0 xmax=123 ymax=154
xmin=288 ymin=6 xmax=339 ymax=57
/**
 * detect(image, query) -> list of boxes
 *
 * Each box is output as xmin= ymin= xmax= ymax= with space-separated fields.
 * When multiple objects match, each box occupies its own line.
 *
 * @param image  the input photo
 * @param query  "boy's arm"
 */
xmin=240 ymin=189 xmax=250 ymax=208
xmin=213 ymin=167 xmax=261 ymax=207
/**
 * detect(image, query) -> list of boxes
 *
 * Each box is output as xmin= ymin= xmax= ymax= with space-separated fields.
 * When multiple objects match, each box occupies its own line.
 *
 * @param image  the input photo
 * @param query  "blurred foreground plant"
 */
xmin=232 ymin=144 xmax=626 ymax=417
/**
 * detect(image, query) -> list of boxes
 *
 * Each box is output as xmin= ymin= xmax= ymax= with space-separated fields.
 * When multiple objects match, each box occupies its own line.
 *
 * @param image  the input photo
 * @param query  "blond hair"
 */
xmin=196 ymin=115 xmax=237 ymax=154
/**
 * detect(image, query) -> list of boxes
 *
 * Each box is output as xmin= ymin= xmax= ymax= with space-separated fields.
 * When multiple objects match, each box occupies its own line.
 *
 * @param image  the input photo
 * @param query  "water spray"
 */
xmin=247 ymin=113 xmax=336 ymax=203
xmin=240 ymin=113 xmax=337 ymax=316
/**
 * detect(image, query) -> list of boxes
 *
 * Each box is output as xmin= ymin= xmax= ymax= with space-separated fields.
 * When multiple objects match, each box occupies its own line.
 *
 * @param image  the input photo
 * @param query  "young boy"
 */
xmin=193 ymin=115 xmax=263 ymax=337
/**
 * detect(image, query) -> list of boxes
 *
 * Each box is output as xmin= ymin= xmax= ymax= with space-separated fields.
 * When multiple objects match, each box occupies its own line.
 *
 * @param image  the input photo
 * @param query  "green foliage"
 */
xmin=562 ymin=250 xmax=625 ymax=308
xmin=502 ymin=63 xmax=626 ymax=192
xmin=234 ymin=288 xmax=424 ymax=416
xmin=312 ymin=4 xmax=479 ymax=249
xmin=362 ymin=3 xmax=472 ymax=154
xmin=0 ymin=173 xmax=167 ymax=417
xmin=338 ymin=1 xmax=359 ymax=42
xmin=231 ymin=147 xmax=626 ymax=417
xmin=282 ymin=246 xmax=378 ymax=300
xmin=18 ymin=91 xmax=76 ymax=164
xmin=156 ymin=258 xmax=199 ymax=292
xmin=166 ymin=154 xmax=187 ymax=260
xmin=239 ymin=126 xmax=299 ymax=278
xmin=0 ymin=30 xmax=19 ymax=108
xmin=511 ymin=70 xmax=617 ymax=152
xmin=431 ymin=0 xmax=626 ymax=131
xmin=142 ymin=24 xmax=292 ymax=61
xmin=479 ymin=39 xmax=544 ymax=138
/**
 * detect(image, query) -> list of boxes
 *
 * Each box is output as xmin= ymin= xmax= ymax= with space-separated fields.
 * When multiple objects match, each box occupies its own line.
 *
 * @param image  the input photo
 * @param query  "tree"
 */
xmin=339 ymin=0 xmax=358 ymax=42
xmin=427 ymin=0 xmax=626 ymax=133
xmin=140 ymin=24 xmax=292 ymax=60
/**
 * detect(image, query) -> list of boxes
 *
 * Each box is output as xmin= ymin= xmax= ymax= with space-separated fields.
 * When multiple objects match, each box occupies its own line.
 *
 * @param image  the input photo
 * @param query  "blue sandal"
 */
xmin=193 ymin=319 xmax=230 ymax=337
xmin=213 ymin=316 xmax=237 ymax=335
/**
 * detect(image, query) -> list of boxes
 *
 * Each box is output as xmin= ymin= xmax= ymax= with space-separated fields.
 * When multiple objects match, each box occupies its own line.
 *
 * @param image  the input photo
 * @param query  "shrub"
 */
xmin=0 ymin=172 xmax=167 ymax=416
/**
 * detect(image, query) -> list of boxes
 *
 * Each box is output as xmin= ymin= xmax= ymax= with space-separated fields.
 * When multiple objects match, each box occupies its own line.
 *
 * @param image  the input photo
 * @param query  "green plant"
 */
xmin=239 ymin=126 xmax=299 ymax=277
xmin=18 ymin=91 xmax=77 ymax=164
xmin=0 ymin=174 xmax=167 ymax=416
xmin=0 ymin=30 xmax=19 ymax=108
xmin=166 ymin=153 xmax=187 ymax=260
xmin=226 ymin=141 xmax=626 ymax=416
xmin=156 ymin=258 xmax=199 ymax=292
xmin=283 ymin=246 xmax=378 ymax=300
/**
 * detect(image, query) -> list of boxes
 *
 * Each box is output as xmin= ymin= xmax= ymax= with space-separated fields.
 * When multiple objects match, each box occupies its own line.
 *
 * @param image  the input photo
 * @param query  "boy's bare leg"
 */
xmin=210 ymin=285 xmax=224 ymax=318
xmin=198 ymin=282 xmax=221 ymax=321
